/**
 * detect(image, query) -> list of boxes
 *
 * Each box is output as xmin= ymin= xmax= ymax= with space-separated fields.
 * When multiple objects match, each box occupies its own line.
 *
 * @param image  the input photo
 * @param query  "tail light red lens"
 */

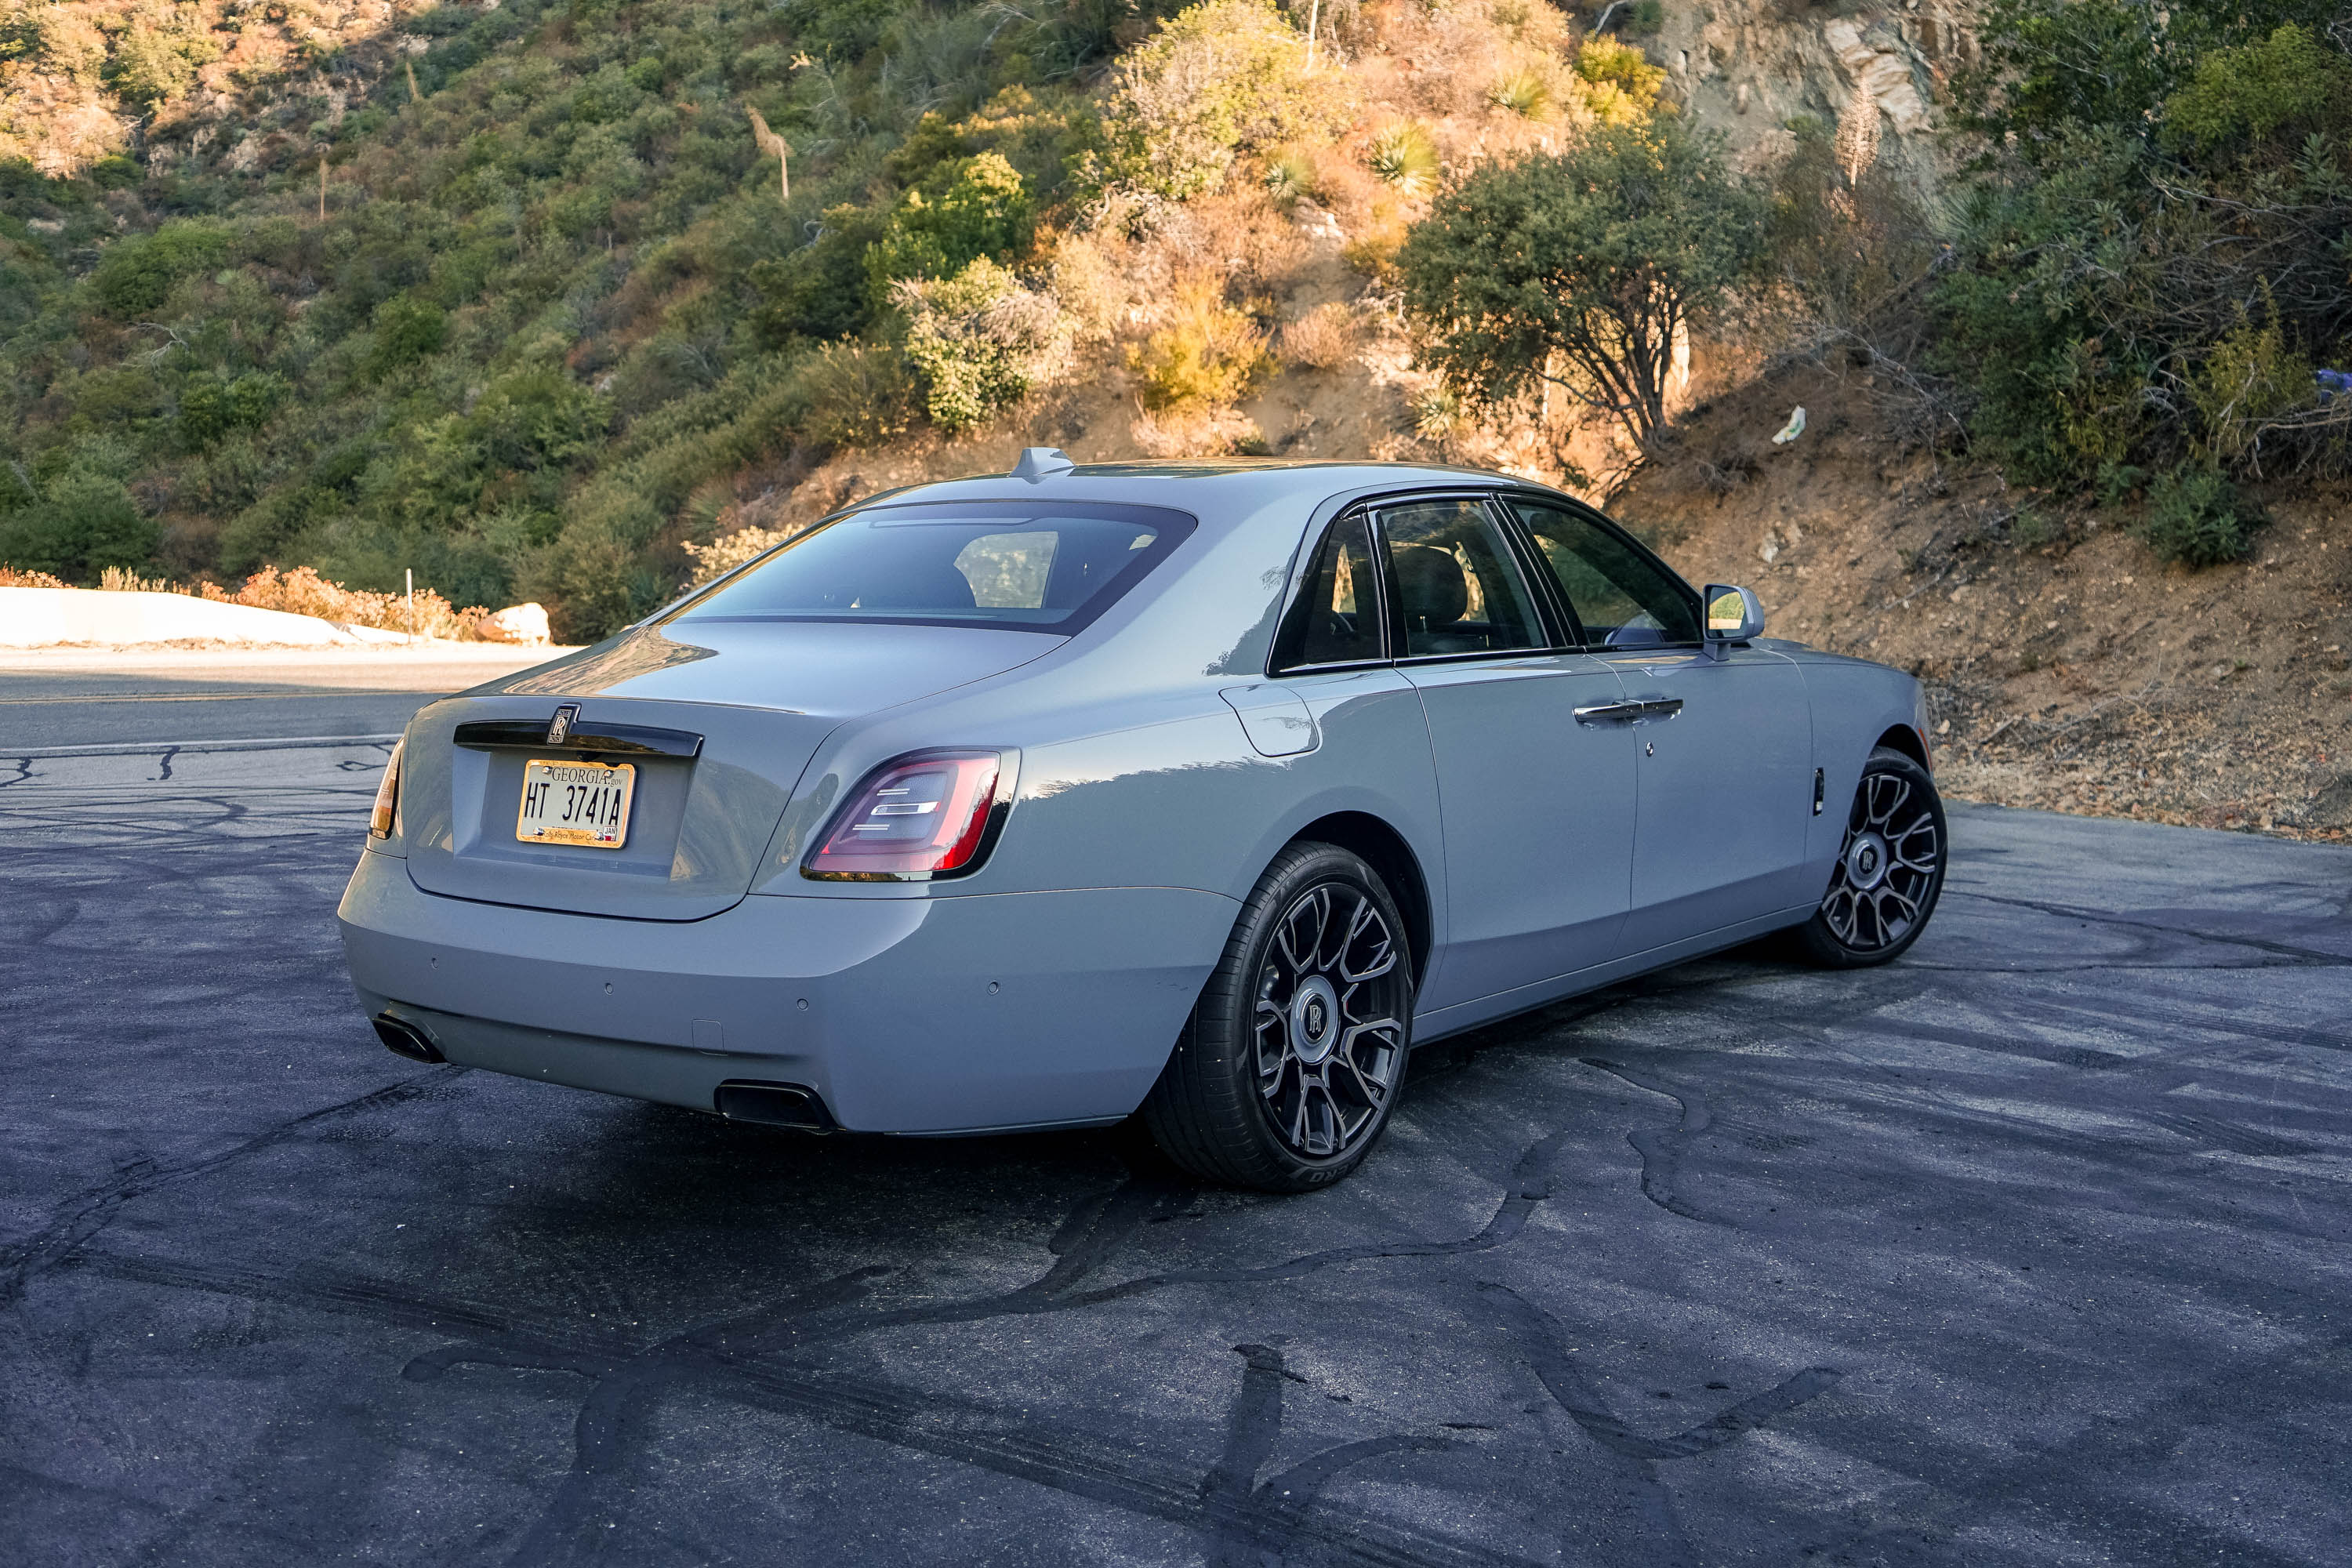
xmin=368 ymin=738 xmax=405 ymax=840
xmin=804 ymin=750 xmax=1008 ymax=881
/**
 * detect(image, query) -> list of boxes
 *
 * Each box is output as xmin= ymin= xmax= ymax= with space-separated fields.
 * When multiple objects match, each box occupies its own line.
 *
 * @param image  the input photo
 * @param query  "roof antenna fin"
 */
xmin=1011 ymin=447 xmax=1076 ymax=483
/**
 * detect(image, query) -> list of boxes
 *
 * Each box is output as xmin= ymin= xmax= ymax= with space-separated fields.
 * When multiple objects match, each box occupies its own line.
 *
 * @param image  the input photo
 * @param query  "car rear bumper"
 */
xmin=336 ymin=848 xmax=1236 ymax=1134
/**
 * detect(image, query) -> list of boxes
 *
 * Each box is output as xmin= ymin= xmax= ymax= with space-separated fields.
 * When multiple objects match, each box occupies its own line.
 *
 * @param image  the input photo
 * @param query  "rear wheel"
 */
xmin=1788 ymin=746 xmax=1946 ymax=967
xmin=1142 ymin=843 xmax=1414 ymax=1192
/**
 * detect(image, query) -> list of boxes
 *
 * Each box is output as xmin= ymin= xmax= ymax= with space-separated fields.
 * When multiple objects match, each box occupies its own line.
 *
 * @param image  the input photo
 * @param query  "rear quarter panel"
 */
xmin=743 ymin=485 xmax=1450 ymax=952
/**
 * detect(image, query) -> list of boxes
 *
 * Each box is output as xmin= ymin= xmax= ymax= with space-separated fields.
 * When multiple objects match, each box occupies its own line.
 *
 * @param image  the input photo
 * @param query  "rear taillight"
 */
xmin=803 ymin=750 xmax=1011 ymax=881
xmin=369 ymin=738 xmax=404 ymax=840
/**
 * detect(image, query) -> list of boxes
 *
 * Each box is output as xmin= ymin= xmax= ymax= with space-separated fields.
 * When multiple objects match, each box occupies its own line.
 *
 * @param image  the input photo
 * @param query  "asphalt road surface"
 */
xmin=0 ymin=647 xmax=563 ymax=750
xmin=3 ymin=719 xmax=2348 ymax=1566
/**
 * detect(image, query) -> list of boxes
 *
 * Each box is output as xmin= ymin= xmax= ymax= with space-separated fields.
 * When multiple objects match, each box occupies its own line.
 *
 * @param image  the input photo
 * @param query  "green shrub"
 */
xmin=865 ymin=152 xmax=1035 ymax=299
xmin=176 ymin=372 xmax=285 ymax=452
xmin=1936 ymin=2 xmax=2351 ymax=492
xmin=1573 ymin=37 xmax=1667 ymax=121
xmin=2188 ymin=299 xmax=2311 ymax=466
xmin=1127 ymin=278 xmax=1272 ymax=411
xmin=2136 ymin=467 xmax=2262 ymax=565
xmin=104 ymin=9 xmax=221 ymax=109
xmin=750 ymin=205 xmax=893 ymax=347
xmin=220 ymin=486 xmax=333 ymax=576
xmin=465 ymin=371 xmax=608 ymax=473
xmin=1098 ymin=0 xmax=1346 ymax=200
xmin=88 ymin=220 xmax=231 ymax=318
xmin=797 ymin=342 xmax=922 ymax=448
xmin=0 ymin=466 xmax=159 ymax=582
xmin=368 ymin=297 xmax=448 ymax=375
xmin=2165 ymin=23 xmax=2352 ymax=152
xmin=898 ymin=258 xmax=1065 ymax=432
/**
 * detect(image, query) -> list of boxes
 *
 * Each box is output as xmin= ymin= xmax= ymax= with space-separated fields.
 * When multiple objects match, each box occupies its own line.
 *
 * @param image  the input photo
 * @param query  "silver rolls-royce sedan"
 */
xmin=340 ymin=455 xmax=1944 ymax=1190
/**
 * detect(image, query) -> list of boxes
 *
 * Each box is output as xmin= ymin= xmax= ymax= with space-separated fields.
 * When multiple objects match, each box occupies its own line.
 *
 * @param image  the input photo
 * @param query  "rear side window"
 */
xmin=667 ymin=500 xmax=1196 ymax=634
xmin=1272 ymin=512 xmax=1383 ymax=670
xmin=1508 ymin=500 xmax=1700 ymax=648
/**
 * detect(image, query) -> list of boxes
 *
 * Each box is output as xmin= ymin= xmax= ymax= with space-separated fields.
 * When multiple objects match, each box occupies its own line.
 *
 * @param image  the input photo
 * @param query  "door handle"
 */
xmin=1573 ymin=700 xmax=1645 ymax=725
xmin=1639 ymin=697 xmax=1684 ymax=719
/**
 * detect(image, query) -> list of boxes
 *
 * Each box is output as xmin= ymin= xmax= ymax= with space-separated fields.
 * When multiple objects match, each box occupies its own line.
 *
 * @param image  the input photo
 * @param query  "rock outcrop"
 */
xmin=1648 ymin=1 xmax=1980 ymax=179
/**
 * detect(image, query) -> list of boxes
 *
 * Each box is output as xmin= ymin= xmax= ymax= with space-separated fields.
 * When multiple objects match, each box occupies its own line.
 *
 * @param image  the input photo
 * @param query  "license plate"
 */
xmin=516 ymin=757 xmax=635 ymax=849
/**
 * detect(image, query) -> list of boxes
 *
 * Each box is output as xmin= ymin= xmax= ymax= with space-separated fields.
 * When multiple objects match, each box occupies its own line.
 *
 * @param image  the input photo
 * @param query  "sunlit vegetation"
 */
xmin=6 ymin=0 xmax=2341 ymax=641
xmin=2 ymin=0 xmax=1138 ymax=633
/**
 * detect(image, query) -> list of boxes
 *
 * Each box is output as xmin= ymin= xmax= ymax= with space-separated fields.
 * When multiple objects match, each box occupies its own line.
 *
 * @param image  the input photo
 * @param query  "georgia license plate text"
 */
xmin=516 ymin=758 xmax=635 ymax=849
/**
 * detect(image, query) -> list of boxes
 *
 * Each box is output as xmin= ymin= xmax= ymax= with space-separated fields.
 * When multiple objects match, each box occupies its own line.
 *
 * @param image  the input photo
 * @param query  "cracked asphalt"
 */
xmin=2 ymin=725 xmax=2348 ymax=1566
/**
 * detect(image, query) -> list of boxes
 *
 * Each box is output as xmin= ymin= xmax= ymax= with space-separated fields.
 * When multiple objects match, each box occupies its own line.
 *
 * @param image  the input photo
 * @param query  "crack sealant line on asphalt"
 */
xmin=7 ymin=732 xmax=402 ymax=760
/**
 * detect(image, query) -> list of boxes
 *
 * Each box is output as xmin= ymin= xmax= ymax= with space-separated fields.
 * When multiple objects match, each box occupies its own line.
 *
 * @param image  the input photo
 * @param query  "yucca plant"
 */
xmin=1263 ymin=149 xmax=1319 ymax=205
xmin=1486 ymin=67 xmax=1551 ymax=119
xmin=1367 ymin=122 xmax=1440 ymax=194
xmin=1413 ymin=382 xmax=1465 ymax=448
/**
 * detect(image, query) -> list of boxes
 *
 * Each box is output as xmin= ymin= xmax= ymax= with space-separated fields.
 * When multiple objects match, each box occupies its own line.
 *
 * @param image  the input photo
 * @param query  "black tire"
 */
xmin=1787 ymin=746 xmax=1947 ymax=968
xmin=1142 ymin=842 xmax=1414 ymax=1192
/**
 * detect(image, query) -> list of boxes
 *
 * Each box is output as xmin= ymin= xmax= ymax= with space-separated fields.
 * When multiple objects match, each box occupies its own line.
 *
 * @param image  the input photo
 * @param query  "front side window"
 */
xmin=1508 ymin=500 xmax=1700 ymax=648
xmin=666 ymin=501 xmax=1194 ymax=634
xmin=1272 ymin=512 xmax=1383 ymax=670
xmin=1375 ymin=498 xmax=1546 ymax=659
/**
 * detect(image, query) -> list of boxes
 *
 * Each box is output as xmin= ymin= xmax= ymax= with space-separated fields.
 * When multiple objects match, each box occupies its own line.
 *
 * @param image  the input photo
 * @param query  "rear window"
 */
xmin=665 ymin=500 xmax=1196 ymax=635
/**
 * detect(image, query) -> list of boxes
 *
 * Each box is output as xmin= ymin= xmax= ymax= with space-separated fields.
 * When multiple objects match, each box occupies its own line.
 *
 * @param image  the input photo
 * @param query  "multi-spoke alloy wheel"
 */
xmin=1142 ymin=843 xmax=1415 ymax=1191
xmin=1251 ymin=884 xmax=1407 ymax=1160
xmin=1791 ymin=746 xmax=1947 ymax=968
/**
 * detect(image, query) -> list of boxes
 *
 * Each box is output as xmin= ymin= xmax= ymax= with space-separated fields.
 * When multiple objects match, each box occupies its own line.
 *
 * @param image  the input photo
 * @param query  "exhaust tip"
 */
xmin=372 ymin=1013 xmax=445 ymax=1065
xmin=715 ymin=1080 xmax=837 ymax=1133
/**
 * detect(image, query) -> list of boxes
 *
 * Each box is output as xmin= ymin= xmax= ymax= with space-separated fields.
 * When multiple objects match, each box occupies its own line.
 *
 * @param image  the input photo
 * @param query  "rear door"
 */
xmin=1501 ymin=497 xmax=1815 ymax=954
xmin=1359 ymin=495 xmax=1639 ymax=1010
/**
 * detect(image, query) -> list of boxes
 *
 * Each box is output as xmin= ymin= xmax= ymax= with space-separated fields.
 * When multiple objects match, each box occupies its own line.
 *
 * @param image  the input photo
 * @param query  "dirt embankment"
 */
xmin=1614 ymin=361 xmax=2352 ymax=841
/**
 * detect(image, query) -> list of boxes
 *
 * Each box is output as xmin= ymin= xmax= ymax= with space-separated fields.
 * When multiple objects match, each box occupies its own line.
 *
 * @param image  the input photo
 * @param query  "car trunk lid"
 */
xmin=401 ymin=622 xmax=1060 ymax=920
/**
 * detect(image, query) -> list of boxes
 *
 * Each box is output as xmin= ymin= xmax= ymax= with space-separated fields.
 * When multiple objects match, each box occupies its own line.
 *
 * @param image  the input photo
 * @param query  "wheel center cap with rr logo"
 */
xmin=1291 ymin=975 xmax=1341 ymax=1066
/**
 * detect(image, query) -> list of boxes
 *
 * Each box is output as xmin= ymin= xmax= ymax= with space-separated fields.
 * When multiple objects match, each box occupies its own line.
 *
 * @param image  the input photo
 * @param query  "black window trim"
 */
xmin=1371 ymin=489 xmax=1566 ymax=667
xmin=1493 ymin=488 xmax=1706 ymax=653
xmin=1268 ymin=503 xmax=1392 ymax=676
xmin=1272 ymin=484 xmax=1642 ymax=677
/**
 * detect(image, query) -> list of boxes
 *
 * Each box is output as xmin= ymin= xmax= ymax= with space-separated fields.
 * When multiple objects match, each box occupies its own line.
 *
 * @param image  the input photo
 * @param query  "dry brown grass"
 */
xmin=1130 ymin=405 xmax=1266 ymax=457
xmin=1144 ymin=186 xmax=1316 ymax=296
xmin=0 ymin=565 xmax=71 ymax=589
xmin=203 ymin=565 xmax=495 ymax=639
xmin=1280 ymin=302 xmax=1361 ymax=370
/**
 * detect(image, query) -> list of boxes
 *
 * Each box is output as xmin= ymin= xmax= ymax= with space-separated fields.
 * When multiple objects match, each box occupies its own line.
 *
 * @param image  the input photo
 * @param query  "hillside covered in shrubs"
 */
xmin=2 ymin=0 xmax=2349 ymax=645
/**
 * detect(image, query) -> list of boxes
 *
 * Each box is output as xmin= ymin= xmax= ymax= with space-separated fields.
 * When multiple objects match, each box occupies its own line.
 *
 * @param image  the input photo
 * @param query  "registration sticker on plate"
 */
xmin=516 ymin=757 xmax=636 ymax=849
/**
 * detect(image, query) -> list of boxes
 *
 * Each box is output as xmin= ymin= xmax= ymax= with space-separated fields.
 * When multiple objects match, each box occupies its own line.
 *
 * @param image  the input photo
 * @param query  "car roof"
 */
xmin=846 ymin=459 xmax=1577 ymax=517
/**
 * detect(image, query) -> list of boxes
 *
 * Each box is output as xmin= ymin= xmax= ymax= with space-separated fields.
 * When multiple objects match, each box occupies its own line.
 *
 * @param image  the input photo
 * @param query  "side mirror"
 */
xmin=1702 ymin=584 xmax=1764 ymax=660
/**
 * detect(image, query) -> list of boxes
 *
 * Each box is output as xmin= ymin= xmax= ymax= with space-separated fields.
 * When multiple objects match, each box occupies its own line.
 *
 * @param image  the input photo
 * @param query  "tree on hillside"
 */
xmin=1395 ymin=117 xmax=1763 ymax=458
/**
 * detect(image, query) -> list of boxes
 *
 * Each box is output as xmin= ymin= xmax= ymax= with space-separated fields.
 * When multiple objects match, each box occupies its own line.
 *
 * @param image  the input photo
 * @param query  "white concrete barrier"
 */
xmin=0 ymin=587 xmax=409 ymax=648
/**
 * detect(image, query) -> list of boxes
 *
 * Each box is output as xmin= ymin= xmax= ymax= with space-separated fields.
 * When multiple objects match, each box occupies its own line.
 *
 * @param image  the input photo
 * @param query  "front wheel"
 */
xmin=1142 ymin=843 xmax=1414 ymax=1192
xmin=1787 ymin=746 xmax=1947 ymax=968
